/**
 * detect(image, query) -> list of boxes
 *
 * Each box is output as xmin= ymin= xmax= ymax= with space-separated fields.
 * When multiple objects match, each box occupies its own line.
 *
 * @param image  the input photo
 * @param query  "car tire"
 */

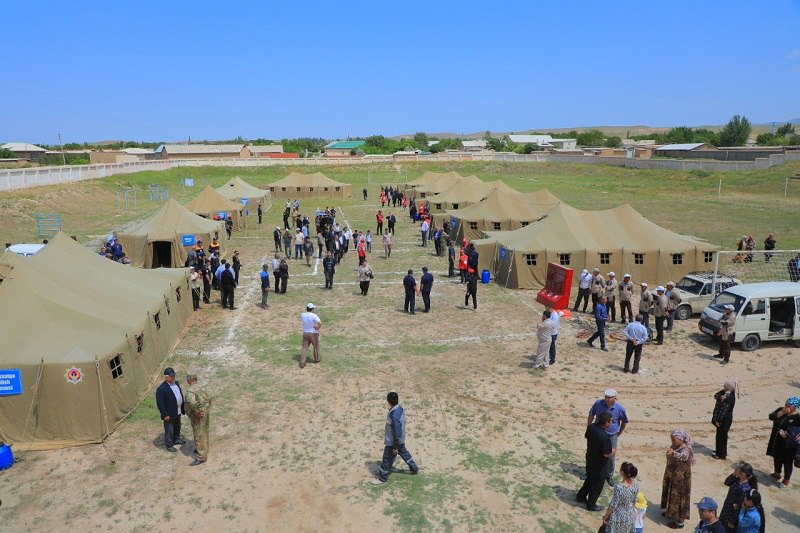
xmin=675 ymin=305 xmax=692 ymax=321
xmin=740 ymin=334 xmax=760 ymax=352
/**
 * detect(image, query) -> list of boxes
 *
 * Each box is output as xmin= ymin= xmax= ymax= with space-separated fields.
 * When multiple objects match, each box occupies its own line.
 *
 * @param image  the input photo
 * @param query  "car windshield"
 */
xmin=709 ymin=291 xmax=745 ymax=313
xmin=676 ymin=277 xmax=704 ymax=295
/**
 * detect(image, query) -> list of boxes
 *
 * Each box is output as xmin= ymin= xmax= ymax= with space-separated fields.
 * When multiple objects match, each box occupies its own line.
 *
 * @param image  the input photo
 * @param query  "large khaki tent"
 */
xmin=447 ymin=188 xmax=562 ymax=242
xmin=216 ymin=176 xmax=272 ymax=212
xmin=426 ymin=179 xmax=520 ymax=214
xmin=185 ymin=186 xmax=246 ymax=231
xmin=415 ymin=174 xmax=482 ymax=198
xmin=118 ymin=198 xmax=226 ymax=268
xmin=473 ymin=203 xmax=721 ymax=289
xmin=406 ymin=171 xmax=463 ymax=189
xmin=0 ymin=233 xmax=192 ymax=450
xmin=268 ymin=172 xmax=352 ymax=199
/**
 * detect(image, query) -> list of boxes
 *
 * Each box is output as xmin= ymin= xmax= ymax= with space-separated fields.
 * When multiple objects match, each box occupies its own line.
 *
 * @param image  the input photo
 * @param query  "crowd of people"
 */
xmin=575 ymin=385 xmax=799 ymax=531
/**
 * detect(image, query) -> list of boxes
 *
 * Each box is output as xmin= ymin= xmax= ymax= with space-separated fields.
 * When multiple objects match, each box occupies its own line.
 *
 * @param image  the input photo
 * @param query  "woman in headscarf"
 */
xmin=712 ymin=380 xmax=737 ymax=460
xmin=661 ymin=428 xmax=694 ymax=529
xmin=766 ymin=396 xmax=800 ymax=488
xmin=602 ymin=462 xmax=639 ymax=533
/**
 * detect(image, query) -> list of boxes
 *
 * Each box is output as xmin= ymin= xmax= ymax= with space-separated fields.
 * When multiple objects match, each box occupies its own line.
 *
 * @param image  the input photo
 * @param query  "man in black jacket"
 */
xmin=220 ymin=263 xmax=236 ymax=309
xmin=155 ymin=367 xmax=186 ymax=452
xmin=576 ymin=412 xmax=614 ymax=511
xmin=322 ymin=252 xmax=336 ymax=289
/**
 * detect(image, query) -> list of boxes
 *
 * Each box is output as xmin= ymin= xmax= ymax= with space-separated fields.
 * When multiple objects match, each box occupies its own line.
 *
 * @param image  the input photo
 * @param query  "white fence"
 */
xmin=1 ymin=150 xmax=796 ymax=192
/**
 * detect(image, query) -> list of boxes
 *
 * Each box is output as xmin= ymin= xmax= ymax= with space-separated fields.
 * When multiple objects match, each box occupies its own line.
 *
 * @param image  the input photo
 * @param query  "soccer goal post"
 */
xmin=712 ymin=250 xmax=800 ymax=292
xmin=367 ymin=169 xmax=408 ymax=186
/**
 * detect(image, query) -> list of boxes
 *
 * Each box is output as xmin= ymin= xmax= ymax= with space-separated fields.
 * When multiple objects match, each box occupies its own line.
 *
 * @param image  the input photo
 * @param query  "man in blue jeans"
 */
xmin=373 ymin=392 xmax=418 ymax=484
xmin=587 ymin=296 xmax=609 ymax=351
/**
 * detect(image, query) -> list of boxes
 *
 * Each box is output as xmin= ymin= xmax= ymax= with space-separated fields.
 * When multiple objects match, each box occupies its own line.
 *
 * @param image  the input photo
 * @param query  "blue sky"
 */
xmin=2 ymin=0 xmax=799 ymax=144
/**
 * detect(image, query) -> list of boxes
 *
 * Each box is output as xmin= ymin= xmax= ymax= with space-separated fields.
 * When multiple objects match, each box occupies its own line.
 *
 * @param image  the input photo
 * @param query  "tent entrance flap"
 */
xmin=151 ymin=242 xmax=172 ymax=268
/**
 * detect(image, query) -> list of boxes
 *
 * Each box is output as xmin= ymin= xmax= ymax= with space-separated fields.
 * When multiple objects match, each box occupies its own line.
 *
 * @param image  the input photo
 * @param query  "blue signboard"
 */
xmin=240 ymin=198 xmax=249 ymax=205
xmin=181 ymin=234 xmax=196 ymax=246
xmin=0 ymin=369 xmax=22 ymax=395
xmin=499 ymin=246 xmax=507 ymax=261
xmin=218 ymin=212 xmax=228 ymax=220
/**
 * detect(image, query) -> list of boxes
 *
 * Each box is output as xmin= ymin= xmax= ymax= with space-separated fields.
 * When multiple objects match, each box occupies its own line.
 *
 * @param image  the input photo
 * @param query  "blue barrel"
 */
xmin=481 ymin=269 xmax=491 ymax=284
xmin=0 ymin=443 xmax=13 ymax=470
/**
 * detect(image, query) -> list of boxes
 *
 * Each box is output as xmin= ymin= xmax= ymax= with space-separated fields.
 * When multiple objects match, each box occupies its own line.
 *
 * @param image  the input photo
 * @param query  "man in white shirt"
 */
xmin=420 ymin=219 xmax=429 ymax=247
xmin=547 ymin=304 xmax=560 ymax=365
xmin=573 ymin=269 xmax=592 ymax=313
xmin=300 ymin=303 xmax=322 ymax=368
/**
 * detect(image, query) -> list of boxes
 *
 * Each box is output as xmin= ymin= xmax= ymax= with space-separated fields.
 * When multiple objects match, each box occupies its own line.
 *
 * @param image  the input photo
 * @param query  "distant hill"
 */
xmin=392 ymin=119 xmax=800 ymax=140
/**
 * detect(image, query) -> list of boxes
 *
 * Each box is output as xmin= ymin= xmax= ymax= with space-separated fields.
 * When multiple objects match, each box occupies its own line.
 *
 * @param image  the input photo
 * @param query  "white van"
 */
xmin=699 ymin=282 xmax=800 ymax=351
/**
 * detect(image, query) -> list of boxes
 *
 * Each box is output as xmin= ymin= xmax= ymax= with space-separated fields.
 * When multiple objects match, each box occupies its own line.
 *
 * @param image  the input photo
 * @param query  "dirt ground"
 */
xmin=1 ymin=193 xmax=799 ymax=532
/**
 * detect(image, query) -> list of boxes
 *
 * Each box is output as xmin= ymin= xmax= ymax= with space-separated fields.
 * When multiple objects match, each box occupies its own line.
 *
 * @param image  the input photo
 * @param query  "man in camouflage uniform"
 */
xmin=590 ymin=268 xmax=605 ymax=314
xmin=665 ymin=281 xmax=682 ymax=333
xmin=184 ymin=374 xmax=211 ymax=466
xmin=618 ymin=274 xmax=634 ymax=324
xmin=604 ymin=272 xmax=618 ymax=323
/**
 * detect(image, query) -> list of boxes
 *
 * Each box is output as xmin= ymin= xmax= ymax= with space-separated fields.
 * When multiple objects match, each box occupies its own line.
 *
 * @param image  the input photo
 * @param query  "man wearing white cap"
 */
xmin=653 ymin=286 xmax=668 ymax=345
xmin=604 ymin=272 xmax=618 ymax=322
xmin=590 ymin=268 xmax=605 ymax=314
xmin=573 ymin=268 xmax=592 ymax=313
xmin=714 ymin=304 xmax=736 ymax=364
xmin=618 ymin=274 xmax=633 ymax=324
xmin=587 ymin=389 xmax=628 ymax=486
xmin=638 ymin=283 xmax=653 ymax=329
xmin=665 ymin=281 xmax=682 ymax=333
xmin=299 ymin=303 xmax=322 ymax=368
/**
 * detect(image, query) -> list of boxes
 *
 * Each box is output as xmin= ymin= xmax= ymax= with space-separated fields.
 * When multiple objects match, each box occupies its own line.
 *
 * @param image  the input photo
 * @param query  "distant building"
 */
xmin=324 ymin=141 xmax=365 ymax=157
xmin=505 ymin=135 xmax=577 ymax=151
xmin=155 ymin=144 xmax=251 ymax=160
xmin=247 ymin=144 xmax=285 ymax=157
xmin=1 ymin=143 xmax=48 ymax=162
xmin=90 ymin=148 xmax=159 ymax=164
xmin=654 ymin=143 xmax=718 ymax=158
xmin=460 ymin=139 xmax=487 ymax=151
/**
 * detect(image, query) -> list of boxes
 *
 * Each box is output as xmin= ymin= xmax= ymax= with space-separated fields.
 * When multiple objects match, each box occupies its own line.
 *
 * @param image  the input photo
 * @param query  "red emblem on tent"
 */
xmin=65 ymin=367 xmax=83 ymax=385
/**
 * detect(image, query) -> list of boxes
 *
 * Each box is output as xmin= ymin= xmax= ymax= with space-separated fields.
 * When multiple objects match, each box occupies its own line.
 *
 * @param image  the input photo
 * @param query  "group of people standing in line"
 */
xmin=576 ymin=385 xmax=800 ymax=531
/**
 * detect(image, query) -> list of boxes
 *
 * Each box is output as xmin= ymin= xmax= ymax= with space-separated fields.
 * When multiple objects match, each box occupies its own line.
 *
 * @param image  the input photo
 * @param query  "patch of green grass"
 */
xmin=367 ymin=473 xmax=468 ymax=532
xmin=127 ymin=394 xmax=161 ymax=422
xmin=485 ymin=475 xmax=511 ymax=495
xmin=538 ymin=515 xmax=586 ymax=533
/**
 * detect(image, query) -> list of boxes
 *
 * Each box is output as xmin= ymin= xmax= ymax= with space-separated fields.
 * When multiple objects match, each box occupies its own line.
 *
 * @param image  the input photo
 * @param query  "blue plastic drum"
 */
xmin=481 ymin=269 xmax=491 ymax=284
xmin=0 ymin=443 xmax=14 ymax=470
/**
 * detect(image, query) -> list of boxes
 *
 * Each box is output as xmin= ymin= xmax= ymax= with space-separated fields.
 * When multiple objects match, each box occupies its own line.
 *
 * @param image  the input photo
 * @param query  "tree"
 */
xmin=576 ymin=129 xmax=605 ymax=146
xmin=484 ymin=136 xmax=505 ymax=152
xmin=776 ymin=123 xmax=796 ymax=137
xmin=522 ymin=143 xmax=541 ymax=154
xmin=0 ymin=148 xmax=17 ymax=158
xmin=413 ymin=132 xmax=429 ymax=147
xmin=604 ymin=136 xmax=622 ymax=148
xmin=717 ymin=115 xmax=751 ymax=147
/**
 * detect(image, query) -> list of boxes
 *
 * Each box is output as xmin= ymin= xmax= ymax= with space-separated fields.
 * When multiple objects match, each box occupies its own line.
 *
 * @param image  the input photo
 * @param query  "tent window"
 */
xmin=493 ymin=222 xmax=501 ymax=231
xmin=704 ymin=251 xmax=714 ymax=263
xmin=296 ymin=187 xmax=301 ymax=192
xmin=164 ymin=298 xmax=171 ymax=315
xmin=634 ymin=253 xmax=645 ymax=265
xmin=154 ymin=312 xmax=161 ymax=331
xmin=324 ymin=187 xmax=329 ymax=191
xmin=435 ymin=203 xmax=442 ymax=210
xmin=175 ymin=287 xmax=182 ymax=302
xmin=452 ymin=203 xmax=459 ymax=210
xmin=520 ymin=221 xmax=529 ymax=227
xmin=335 ymin=187 xmax=341 ymax=192
xmin=270 ymin=187 xmax=275 ymax=192
xmin=672 ymin=253 xmax=684 ymax=265
xmin=525 ymin=254 xmax=537 ymax=266
xmin=468 ymin=222 xmax=478 ymax=230
xmin=309 ymin=187 xmax=314 ymax=192
xmin=136 ymin=333 xmax=144 ymax=353
xmin=559 ymin=254 xmax=571 ymax=265
xmin=108 ymin=354 xmax=124 ymax=379
xmin=281 ymin=187 xmax=287 ymax=192
xmin=109 ymin=355 xmax=123 ymax=379
xmin=600 ymin=253 xmax=611 ymax=264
